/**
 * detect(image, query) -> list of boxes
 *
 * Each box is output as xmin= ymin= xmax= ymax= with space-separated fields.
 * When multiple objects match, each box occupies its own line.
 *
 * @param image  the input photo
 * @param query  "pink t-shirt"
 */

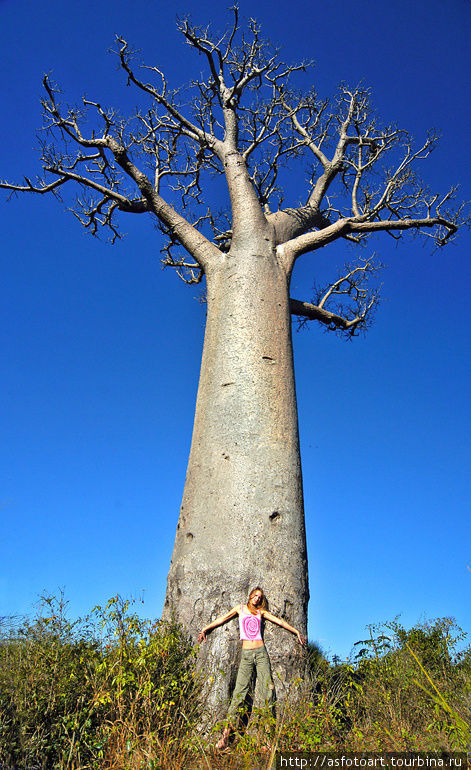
xmin=239 ymin=605 xmax=263 ymax=641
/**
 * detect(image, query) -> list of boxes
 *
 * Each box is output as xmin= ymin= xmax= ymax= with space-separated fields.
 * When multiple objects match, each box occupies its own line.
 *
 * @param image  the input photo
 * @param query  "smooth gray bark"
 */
xmin=163 ymin=245 xmax=309 ymax=712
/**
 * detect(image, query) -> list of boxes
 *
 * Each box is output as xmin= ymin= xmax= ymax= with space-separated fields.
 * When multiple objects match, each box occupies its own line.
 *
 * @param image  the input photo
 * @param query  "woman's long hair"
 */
xmin=247 ymin=586 xmax=267 ymax=613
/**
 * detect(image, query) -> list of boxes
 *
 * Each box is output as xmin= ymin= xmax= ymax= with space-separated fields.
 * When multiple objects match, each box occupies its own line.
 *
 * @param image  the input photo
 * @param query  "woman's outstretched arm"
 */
xmin=262 ymin=610 xmax=306 ymax=645
xmin=198 ymin=606 xmax=240 ymax=643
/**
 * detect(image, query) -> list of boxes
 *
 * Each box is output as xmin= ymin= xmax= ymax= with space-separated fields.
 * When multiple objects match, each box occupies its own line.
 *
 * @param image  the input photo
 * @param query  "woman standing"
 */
xmin=198 ymin=587 xmax=305 ymax=750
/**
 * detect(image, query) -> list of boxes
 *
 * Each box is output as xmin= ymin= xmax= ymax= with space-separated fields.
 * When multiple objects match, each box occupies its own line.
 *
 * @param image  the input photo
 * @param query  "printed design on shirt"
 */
xmin=242 ymin=613 xmax=260 ymax=639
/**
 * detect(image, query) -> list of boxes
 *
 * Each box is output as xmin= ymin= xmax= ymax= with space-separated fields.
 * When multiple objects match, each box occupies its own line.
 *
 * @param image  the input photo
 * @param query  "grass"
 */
xmin=0 ymin=595 xmax=470 ymax=769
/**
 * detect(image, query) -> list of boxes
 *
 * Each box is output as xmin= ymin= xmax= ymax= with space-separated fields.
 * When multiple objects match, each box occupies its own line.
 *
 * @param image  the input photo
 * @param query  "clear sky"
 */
xmin=1 ymin=0 xmax=470 ymax=661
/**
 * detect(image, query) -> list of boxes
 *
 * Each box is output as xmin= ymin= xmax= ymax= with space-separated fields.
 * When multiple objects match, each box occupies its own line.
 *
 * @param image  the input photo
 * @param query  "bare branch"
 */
xmin=290 ymin=298 xmax=371 ymax=334
xmin=265 ymin=82 xmax=468 ymax=265
xmin=115 ymin=37 xmax=224 ymax=158
xmin=290 ymin=257 xmax=382 ymax=337
xmin=1 ymin=70 xmax=223 ymax=266
xmin=2 ymin=11 xmax=466 ymax=295
xmin=0 ymin=176 xmax=68 ymax=195
xmin=279 ymin=205 xmax=460 ymax=270
xmin=161 ymin=253 xmax=204 ymax=285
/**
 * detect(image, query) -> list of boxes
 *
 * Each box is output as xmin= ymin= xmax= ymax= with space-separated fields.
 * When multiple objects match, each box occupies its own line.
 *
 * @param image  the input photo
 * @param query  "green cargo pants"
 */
xmin=227 ymin=645 xmax=275 ymax=718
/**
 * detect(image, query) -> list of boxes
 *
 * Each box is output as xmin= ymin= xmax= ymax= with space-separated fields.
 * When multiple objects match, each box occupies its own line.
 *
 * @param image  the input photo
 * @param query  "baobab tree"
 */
xmin=1 ymin=9 xmax=464 ymax=713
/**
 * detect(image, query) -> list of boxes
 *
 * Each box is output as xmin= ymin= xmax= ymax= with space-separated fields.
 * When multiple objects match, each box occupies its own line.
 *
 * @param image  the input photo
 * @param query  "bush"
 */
xmin=263 ymin=617 xmax=471 ymax=754
xmin=1 ymin=599 xmax=470 ymax=767
xmin=343 ymin=617 xmax=471 ymax=750
xmin=0 ymin=593 xmax=202 ymax=769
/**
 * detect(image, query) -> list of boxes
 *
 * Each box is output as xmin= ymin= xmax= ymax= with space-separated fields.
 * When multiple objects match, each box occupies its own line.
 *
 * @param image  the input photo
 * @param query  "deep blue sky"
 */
xmin=1 ymin=0 xmax=470 ymax=660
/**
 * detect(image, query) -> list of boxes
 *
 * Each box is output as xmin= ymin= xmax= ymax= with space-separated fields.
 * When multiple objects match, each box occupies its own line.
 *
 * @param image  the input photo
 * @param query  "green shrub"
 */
xmin=344 ymin=617 xmax=471 ymax=750
xmin=0 ymin=593 xmax=202 ymax=769
xmin=0 ymin=593 xmax=102 ymax=768
xmin=1 ymin=599 xmax=469 ymax=767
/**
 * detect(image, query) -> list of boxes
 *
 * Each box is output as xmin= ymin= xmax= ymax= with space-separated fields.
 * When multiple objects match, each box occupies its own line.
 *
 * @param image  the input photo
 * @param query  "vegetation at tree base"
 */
xmin=0 ymin=595 xmax=469 ymax=769
xmin=0 ymin=594 xmax=200 ymax=769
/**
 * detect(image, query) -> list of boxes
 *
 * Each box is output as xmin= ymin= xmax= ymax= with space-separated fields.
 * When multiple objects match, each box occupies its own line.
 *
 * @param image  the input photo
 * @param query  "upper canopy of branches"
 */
xmin=1 ymin=7 xmax=467 ymax=336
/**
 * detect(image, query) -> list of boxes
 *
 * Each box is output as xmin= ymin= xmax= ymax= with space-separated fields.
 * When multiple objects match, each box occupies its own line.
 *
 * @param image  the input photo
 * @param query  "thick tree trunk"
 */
xmin=163 ymin=245 xmax=309 ymax=715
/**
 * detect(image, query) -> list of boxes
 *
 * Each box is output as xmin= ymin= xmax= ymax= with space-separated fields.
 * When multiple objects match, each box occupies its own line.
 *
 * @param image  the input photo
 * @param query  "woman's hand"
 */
xmin=198 ymin=629 xmax=207 ymax=643
xmin=296 ymin=630 xmax=306 ymax=646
